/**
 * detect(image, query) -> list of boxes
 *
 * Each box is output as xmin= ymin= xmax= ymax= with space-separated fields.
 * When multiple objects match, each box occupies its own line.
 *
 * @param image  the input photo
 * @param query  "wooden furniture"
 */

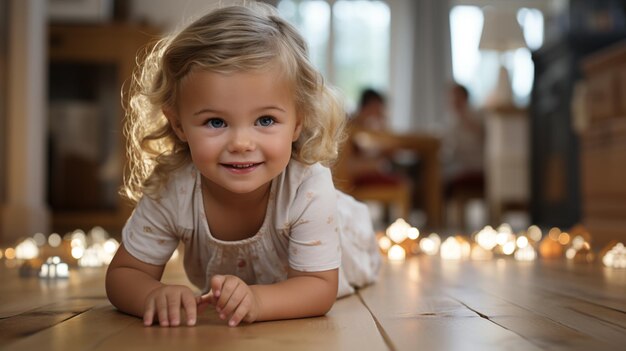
xmin=445 ymin=171 xmax=484 ymax=231
xmin=485 ymin=106 xmax=528 ymax=225
xmin=2 ymin=254 xmax=625 ymax=350
xmin=530 ymin=0 xmax=626 ymax=230
xmin=531 ymin=36 xmax=606 ymax=229
xmin=333 ymin=129 xmax=412 ymax=221
xmin=47 ymin=24 xmax=156 ymax=236
xmin=349 ymin=180 xmax=412 ymax=222
xmin=334 ymin=129 xmax=442 ymax=228
xmin=580 ymin=40 xmax=626 ymax=249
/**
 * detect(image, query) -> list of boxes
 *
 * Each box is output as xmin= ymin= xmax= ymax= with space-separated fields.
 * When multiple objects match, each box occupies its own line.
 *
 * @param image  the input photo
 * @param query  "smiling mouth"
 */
xmin=222 ymin=163 xmax=261 ymax=169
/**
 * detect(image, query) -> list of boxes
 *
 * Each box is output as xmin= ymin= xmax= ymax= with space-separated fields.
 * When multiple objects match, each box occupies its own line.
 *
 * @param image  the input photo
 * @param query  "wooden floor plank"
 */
xmin=0 ymin=265 xmax=107 ymax=318
xmin=439 ymin=260 xmax=626 ymax=350
xmin=445 ymin=287 xmax=619 ymax=351
xmin=0 ymin=298 xmax=106 ymax=348
xmin=4 ymin=253 xmax=386 ymax=351
xmin=4 ymin=295 xmax=388 ymax=351
xmin=358 ymin=258 xmax=542 ymax=351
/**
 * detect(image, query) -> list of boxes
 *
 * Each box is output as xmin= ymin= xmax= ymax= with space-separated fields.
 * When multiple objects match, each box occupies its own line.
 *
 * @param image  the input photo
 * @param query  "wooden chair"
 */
xmin=445 ymin=171 xmax=485 ymax=231
xmin=332 ymin=129 xmax=412 ymax=221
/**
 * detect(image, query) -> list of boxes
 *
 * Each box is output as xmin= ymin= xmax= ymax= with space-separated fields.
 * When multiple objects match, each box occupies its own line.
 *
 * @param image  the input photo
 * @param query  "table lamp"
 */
xmin=479 ymin=7 xmax=527 ymax=108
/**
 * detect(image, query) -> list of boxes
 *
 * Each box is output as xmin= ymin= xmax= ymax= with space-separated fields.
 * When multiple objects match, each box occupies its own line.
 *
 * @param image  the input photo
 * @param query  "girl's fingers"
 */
xmin=210 ymin=275 xmax=226 ymax=299
xmin=156 ymin=294 xmax=170 ymax=327
xmin=143 ymin=301 xmax=156 ymax=326
xmin=197 ymin=292 xmax=215 ymax=305
xmin=181 ymin=293 xmax=198 ymax=326
xmin=220 ymin=285 xmax=246 ymax=317
xmin=228 ymin=296 xmax=251 ymax=327
xmin=216 ymin=277 xmax=240 ymax=312
xmin=143 ymin=286 xmax=199 ymax=327
xmin=197 ymin=292 xmax=215 ymax=314
xmin=167 ymin=292 xmax=182 ymax=326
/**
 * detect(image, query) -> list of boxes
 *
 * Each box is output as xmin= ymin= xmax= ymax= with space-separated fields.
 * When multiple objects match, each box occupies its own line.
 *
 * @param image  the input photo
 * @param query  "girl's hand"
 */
xmin=199 ymin=275 xmax=260 ymax=327
xmin=143 ymin=284 xmax=198 ymax=327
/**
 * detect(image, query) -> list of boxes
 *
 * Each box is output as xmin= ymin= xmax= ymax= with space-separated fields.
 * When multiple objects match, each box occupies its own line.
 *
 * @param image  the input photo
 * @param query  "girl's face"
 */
xmin=166 ymin=67 xmax=302 ymax=195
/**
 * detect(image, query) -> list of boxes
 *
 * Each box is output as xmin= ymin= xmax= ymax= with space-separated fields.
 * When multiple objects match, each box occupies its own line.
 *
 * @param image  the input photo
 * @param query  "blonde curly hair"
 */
xmin=123 ymin=2 xmax=346 ymax=204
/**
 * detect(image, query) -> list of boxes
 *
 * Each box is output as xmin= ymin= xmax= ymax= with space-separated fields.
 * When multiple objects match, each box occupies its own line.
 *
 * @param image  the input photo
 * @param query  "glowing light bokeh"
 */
xmin=419 ymin=233 xmax=441 ymax=256
xmin=4 ymin=248 xmax=16 ymax=260
xmin=39 ymin=256 xmax=69 ymax=278
xmin=378 ymin=236 xmax=392 ymax=251
xmin=558 ymin=232 xmax=571 ymax=246
xmin=502 ymin=241 xmax=516 ymax=255
xmin=539 ymin=237 xmax=563 ymax=259
xmin=33 ymin=233 xmax=47 ymax=247
xmin=388 ymin=244 xmax=406 ymax=261
xmin=441 ymin=237 xmax=470 ymax=260
xmin=386 ymin=218 xmax=411 ymax=244
xmin=571 ymin=235 xmax=585 ymax=250
xmin=407 ymin=227 xmax=420 ymax=240
xmin=48 ymin=233 xmax=62 ymax=248
xmin=475 ymin=225 xmax=498 ymax=250
xmin=548 ymin=227 xmax=561 ymax=241
xmin=527 ymin=225 xmax=542 ymax=242
xmin=514 ymin=245 xmax=536 ymax=261
xmin=15 ymin=238 xmax=39 ymax=260
xmin=602 ymin=242 xmax=626 ymax=268
xmin=516 ymin=235 xmax=529 ymax=249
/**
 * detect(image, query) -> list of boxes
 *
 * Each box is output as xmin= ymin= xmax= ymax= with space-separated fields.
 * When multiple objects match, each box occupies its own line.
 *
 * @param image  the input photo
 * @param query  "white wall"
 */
xmin=1 ymin=0 xmax=49 ymax=245
xmin=130 ymin=0 xmax=221 ymax=32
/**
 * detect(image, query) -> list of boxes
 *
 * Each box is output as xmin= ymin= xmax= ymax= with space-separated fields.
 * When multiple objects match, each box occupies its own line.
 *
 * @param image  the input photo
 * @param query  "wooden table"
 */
xmin=349 ymin=129 xmax=443 ymax=228
xmin=1 ymin=254 xmax=625 ymax=350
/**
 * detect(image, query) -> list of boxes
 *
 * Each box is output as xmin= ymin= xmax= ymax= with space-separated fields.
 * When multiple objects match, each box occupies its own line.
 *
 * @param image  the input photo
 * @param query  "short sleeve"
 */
xmin=122 ymin=192 xmax=181 ymax=266
xmin=286 ymin=164 xmax=341 ymax=272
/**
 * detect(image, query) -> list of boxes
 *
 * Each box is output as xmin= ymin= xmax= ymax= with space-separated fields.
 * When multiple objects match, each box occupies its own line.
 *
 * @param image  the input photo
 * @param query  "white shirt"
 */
xmin=123 ymin=160 xmax=346 ymax=293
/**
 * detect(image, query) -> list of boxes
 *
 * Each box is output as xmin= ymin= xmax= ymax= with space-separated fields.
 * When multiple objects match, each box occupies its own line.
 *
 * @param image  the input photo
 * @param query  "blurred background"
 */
xmin=1 ymin=0 xmax=626 ymax=251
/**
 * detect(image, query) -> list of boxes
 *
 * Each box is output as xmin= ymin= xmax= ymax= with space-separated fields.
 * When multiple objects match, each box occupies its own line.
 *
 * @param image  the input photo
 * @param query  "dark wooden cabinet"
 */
xmin=47 ymin=24 xmax=156 ymax=236
xmin=580 ymin=40 xmax=626 ymax=249
xmin=530 ymin=33 xmax=624 ymax=230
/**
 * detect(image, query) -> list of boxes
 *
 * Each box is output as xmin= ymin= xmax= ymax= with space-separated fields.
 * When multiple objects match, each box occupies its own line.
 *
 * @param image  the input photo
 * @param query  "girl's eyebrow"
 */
xmin=193 ymin=108 xmax=221 ymax=116
xmin=193 ymin=106 xmax=287 ymax=116
xmin=256 ymin=106 xmax=287 ymax=113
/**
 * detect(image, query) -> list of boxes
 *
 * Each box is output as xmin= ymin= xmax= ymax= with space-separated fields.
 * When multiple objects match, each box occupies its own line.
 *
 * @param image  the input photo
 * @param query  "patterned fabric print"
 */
xmin=121 ymin=160 xmax=380 ymax=298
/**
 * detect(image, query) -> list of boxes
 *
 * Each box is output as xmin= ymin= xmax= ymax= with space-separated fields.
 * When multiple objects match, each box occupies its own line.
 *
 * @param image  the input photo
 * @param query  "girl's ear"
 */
xmin=163 ymin=107 xmax=187 ymax=142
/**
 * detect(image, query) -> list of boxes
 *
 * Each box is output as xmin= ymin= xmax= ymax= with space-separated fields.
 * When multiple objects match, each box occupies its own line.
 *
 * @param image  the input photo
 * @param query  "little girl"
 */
xmin=106 ymin=2 xmax=380 ymax=328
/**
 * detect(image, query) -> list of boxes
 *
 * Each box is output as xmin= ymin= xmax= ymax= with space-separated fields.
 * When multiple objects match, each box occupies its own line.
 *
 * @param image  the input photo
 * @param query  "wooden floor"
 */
xmin=1 ymin=254 xmax=625 ymax=351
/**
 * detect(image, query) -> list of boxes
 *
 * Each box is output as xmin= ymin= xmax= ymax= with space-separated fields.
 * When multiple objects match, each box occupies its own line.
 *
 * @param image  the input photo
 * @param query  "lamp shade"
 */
xmin=479 ymin=7 xmax=526 ymax=52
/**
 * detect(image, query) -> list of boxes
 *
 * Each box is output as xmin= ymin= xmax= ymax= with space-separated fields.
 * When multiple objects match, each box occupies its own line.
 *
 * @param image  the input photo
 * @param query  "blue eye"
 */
xmin=206 ymin=118 xmax=226 ymax=128
xmin=256 ymin=116 xmax=275 ymax=127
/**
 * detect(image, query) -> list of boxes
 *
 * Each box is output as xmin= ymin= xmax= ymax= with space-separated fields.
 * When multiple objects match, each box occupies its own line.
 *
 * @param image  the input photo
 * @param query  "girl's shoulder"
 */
xmin=144 ymin=162 xmax=198 ymax=205
xmin=284 ymin=160 xmax=332 ymax=187
xmin=275 ymin=160 xmax=336 ymax=209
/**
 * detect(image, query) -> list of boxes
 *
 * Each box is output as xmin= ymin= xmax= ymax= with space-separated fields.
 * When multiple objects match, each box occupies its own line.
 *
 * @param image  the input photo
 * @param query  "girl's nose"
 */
xmin=228 ymin=129 xmax=255 ymax=153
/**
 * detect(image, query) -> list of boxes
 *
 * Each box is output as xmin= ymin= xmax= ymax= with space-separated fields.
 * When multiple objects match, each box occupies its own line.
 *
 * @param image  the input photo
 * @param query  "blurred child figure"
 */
xmin=442 ymin=83 xmax=485 ymax=229
xmin=351 ymin=88 xmax=388 ymax=130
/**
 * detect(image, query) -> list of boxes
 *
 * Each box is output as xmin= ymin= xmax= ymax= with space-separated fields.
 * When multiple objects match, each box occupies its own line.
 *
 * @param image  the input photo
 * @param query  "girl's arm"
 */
xmin=106 ymin=244 xmax=199 ymax=326
xmin=253 ymin=268 xmax=338 ymax=320
xmin=206 ymin=267 xmax=338 ymax=326
xmin=106 ymin=244 xmax=165 ymax=316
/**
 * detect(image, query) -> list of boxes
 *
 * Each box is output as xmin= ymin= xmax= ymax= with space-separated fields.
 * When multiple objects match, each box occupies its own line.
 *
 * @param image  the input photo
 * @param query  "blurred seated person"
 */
xmin=351 ymin=88 xmax=387 ymax=130
xmin=331 ymin=88 xmax=412 ymax=221
xmin=442 ymin=83 xmax=485 ymax=226
xmin=339 ymin=88 xmax=396 ymax=187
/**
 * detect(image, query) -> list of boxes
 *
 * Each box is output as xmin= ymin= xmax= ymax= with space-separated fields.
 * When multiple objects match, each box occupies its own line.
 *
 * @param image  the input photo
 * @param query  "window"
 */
xmin=278 ymin=0 xmax=390 ymax=112
xmin=449 ymin=5 xmax=544 ymax=107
